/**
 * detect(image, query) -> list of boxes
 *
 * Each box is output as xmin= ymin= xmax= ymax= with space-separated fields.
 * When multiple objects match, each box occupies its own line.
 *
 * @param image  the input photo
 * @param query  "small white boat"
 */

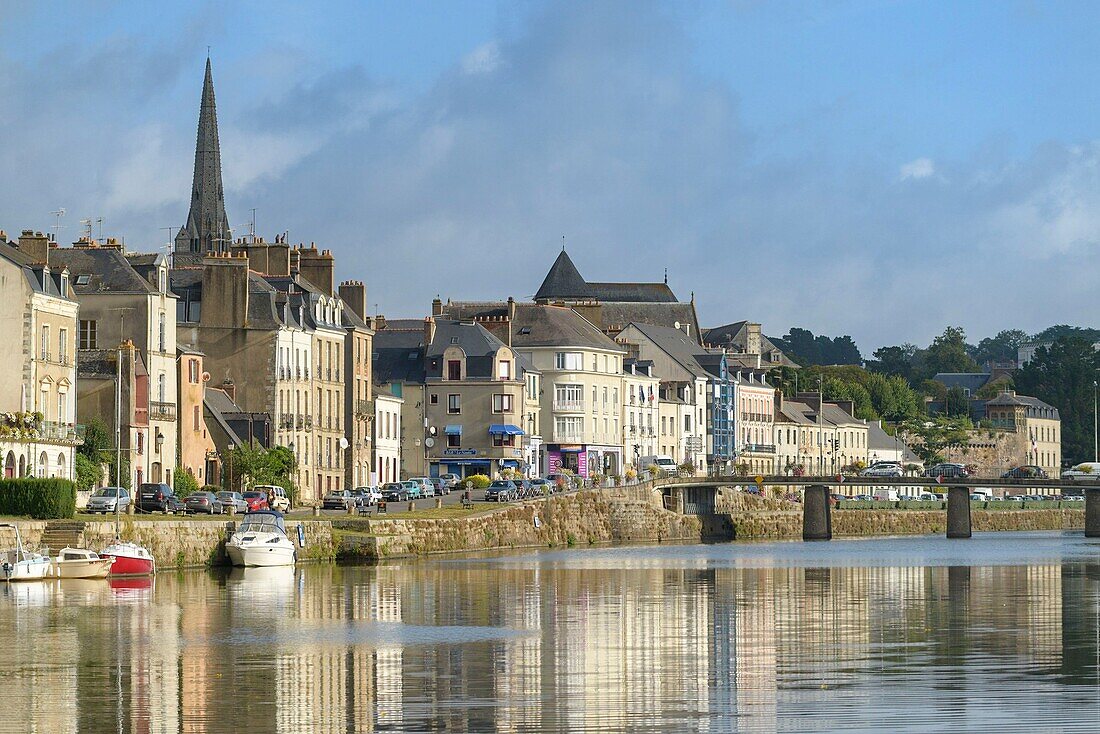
xmin=0 ymin=523 xmax=52 ymax=582
xmin=226 ymin=510 xmax=297 ymax=567
xmin=54 ymin=548 xmax=115 ymax=579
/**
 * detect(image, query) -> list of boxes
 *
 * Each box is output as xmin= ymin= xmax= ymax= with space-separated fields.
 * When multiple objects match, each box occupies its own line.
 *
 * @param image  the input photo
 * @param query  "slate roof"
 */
xmin=50 ymin=248 xmax=158 ymax=294
xmin=702 ymin=321 xmax=798 ymax=367
xmin=775 ymin=399 xmax=817 ymax=425
xmin=169 ymin=268 xmax=285 ymax=329
xmin=0 ymin=241 xmax=73 ymax=299
xmin=510 ymin=304 xmax=622 ymax=350
xmin=533 ymin=250 xmax=591 ymax=301
xmin=619 ymin=322 xmax=719 ymax=380
xmin=372 ymin=325 xmax=428 ymax=385
xmin=76 ymin=349 xmax=117 ymax=379
xmin=867 ymin=420 xmax=922 ymax=462
xmin=594 ymin=301 xmax=701 ymax=339
xmin=586 ymin=281 xmax=676 ymax=303
xmin=985 ymin=392 xmax=1060 ymax=420
xmin=933 ymin=372 xmax=992 ymax=394
xmin=203 ymin=387 xmax=246 ymax=445
xmin=423 ymin=320 xmax=537 ymax=380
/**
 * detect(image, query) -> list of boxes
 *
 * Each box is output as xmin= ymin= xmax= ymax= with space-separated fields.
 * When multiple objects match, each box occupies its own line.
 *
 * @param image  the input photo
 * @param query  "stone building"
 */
xmin=339 ymin=280 xmax=374 ymax=489
xmin=373 ymin=389 xmax=402 ymax=484
xmin=773 ymin=394 xmax=868 ymax=478
xmin=0 ymin=234 xmax=81 ymax=480
xmin=732 ymin=368 xmax=777 ymax=474
xmin=49 ymin=241 xmax=179 ymax=485
xmin=622 ymin=358 xmax=660 ymax=463
xmin=177 ymin=345 xmax=217 ymax=486
xmin=702 ymin=321 xmax=797 ymax=370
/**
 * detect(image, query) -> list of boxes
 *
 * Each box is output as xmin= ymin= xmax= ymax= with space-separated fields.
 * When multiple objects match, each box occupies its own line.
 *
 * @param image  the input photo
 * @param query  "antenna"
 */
xmin=562 ymin=235 xmax=566 ymax=252
xmin=80 ymin=218 xmax=93 ymax=239
xmin=96 ymin=217 xmax=104 ymax=241
xmin=49 ymin=208 xmax=66 ymax=242
xmin=249 ymin=208 xmax=257 ymax=242
xmin=663 ymin=267 xmax=668 ymax=285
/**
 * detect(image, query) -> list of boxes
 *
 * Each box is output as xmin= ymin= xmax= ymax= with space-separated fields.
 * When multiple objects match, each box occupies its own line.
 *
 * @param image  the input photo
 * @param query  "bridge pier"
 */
xmin=803 ymin=485 xmax=832 ymax=541
xmin=946 ymin=486 xmax=972 ymax=539
xmin=1085 ymin=488 xmax=1100 ymax=538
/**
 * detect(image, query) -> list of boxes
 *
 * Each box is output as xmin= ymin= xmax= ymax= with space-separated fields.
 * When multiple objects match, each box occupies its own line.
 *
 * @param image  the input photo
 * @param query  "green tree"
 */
xmin=74 ymin=453 xmax=101 ymax=490
xmin=224 ymin=444 xmax=299 ymax=504
xmin=174 ymin=468 xmax=199 ymax=497
xmin=78 ymin=417 xmax=112 ymax=462
xmin=918 ymin=326 xmax=979 ymax=380
xmin=901 ymin=415 xmax=973 ymax=464
xmin=944 ymin=386 xmax=969 ymax=417
xmin=973 ymin=329 xmax=1030 ymax=366
xmin=1014 ymin=336 xmax=1100 ymax=464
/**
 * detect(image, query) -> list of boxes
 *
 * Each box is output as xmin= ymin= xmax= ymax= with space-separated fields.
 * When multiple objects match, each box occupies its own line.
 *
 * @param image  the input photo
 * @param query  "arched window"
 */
xmin=4 ymin=452 xmax=14 ymax=479
xmin=38 ymin=451 xmax=48 ymax=477
xmin=56 ymin=453 xmax=66 ymax=479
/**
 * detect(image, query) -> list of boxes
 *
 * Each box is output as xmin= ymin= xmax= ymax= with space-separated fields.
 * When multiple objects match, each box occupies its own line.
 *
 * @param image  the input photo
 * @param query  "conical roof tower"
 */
xmin=533 ymin=250 xmax=591 ymax=302
xmin=175 ymin=58 xmax=232 ymax=266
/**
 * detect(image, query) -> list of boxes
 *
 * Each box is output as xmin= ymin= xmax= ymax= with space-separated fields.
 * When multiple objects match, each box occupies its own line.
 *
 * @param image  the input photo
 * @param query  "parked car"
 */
xmin=485 ymin=480 xmax=518 ymax=502
xmin=410 ymin=477 xmax=435 ymax=498
xmin=429 ymin=477 xmax=448 ymax=495
xmin=861 ymin=463 xmax=902 ymax=477
xmin=241 ymin=491 xmax=270 ymax=511
xmin=137 ymin=483 xmax=184 ymax=514
xmin=1002 ymin=465 xmax=1048 ymax=479
xmin=402 ymin=481 xmax=423 ymax=500
xmin=216 ymin=491 xmax=249 ymax=513
xmin=530 ymin=478 xmax=553 ymax=496
xmin=923 ymin=463 xmax=969 ymax=478
xmin=86 ymin=487 xmax=130 ymax=514
xmin=322 ymin=490 xmax=355 ymax=511
xmin=381 ymin=483 xmax=408 ymax=502
xmin=351 ymin=486 xmax=383 ymax=507
xmin=253 ymin=484 xmax=291 ymax=512
xmin=184 ymin=491 xmax=223 ymax=515
xmin=1062 ymin=463 xmax=1100 ymax=481
xmin=438 ymin=473 xmax=460 ymax=490
xmin=547 ymin=473 xmax=575 ymax=491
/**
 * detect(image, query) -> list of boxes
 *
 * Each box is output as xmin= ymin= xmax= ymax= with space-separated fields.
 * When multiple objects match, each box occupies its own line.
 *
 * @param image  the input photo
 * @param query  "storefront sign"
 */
xmin=442 ymin=449 xmax=477 ymax=457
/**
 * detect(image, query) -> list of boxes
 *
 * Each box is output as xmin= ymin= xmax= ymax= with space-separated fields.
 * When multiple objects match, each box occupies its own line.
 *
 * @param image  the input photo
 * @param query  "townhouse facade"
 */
xmin=373 ymin=389 xmax=402 ymax=484
xmin=623 ymin=359 xmax=660 ymax=463
xmin=177 ymin=346 xmax=218 ymax=486
xmin=732 ymin=369 xmax=777 ymax=474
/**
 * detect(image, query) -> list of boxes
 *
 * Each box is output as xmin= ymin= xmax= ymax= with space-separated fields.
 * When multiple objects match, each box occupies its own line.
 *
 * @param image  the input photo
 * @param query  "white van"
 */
xmin=873 ymin=489 xmax=899 ymax=502
xmin=254 ymin=484 xmax=291 ymax=512
xmin=639 ymin=455 xmax=678 ymax=475
xmin=1063 ymin=463 xmax=1100 ymax=481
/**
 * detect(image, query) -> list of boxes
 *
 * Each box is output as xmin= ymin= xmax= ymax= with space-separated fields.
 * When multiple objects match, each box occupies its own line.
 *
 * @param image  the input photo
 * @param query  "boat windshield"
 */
xmin=239 ymin=513 xmax=287 ymax=535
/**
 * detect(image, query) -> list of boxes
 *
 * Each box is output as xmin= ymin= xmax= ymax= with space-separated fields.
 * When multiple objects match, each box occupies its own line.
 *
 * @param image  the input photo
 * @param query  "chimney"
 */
xmin=374 ymin=314 xmax=387 ymax=331
xmin=201 ymin=252 xmax=250 ymax=328
xmin=220 ymin=379 xmax=236 ymax=403
xmin=17 ymin=230 xmax=49 ymax=264
xmin=746 ymin=323 xmax=762 ymax=355
xmin=297 ymin=246 xmax=335 ymax=296
xmin=506 ymin=296 xmax=516 ymax=346
xmin=424 ymin=316 xmax=436 ymax=347
xmin=267 ymin=242 xmax=290 ymax=277
xmin=339 ymin=280 xmax=367 ymax=321
xmin=432 ymin=297 xmax=443 ymax=317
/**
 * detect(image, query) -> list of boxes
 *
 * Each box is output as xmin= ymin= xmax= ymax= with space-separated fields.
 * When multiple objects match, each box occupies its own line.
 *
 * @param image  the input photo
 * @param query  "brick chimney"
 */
xmin=267 ymin=242 xmax=291 ymax=277
xmin=201 ymin=253 xmax=250 ymax=328
xmin=339 ymin=280 xmax=367 ymax=321
xmin=506 ymin=296 xmax=516 ymax=346
xmin=424 ymin=316 xmax=436 ymax=348
xmin=432 ymin=297 xmax=443 ymax=317
xmin=220 ymin=379 xmax=236 ymax=403
xmin=17 ymin=230 xmax=49 ymax=264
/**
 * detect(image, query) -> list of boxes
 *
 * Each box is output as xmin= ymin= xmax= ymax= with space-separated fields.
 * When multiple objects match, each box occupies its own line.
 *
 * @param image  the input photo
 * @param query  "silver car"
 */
xmin=216 ymin=491 xmax=249 ymax=513
xmin=86 ymin=487 xmax=130 ymax=514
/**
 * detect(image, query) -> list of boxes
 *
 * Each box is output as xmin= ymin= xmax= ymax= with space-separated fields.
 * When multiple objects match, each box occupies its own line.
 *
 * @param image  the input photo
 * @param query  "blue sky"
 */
xmin=2 ymin=0 xmax=1100 ymax=352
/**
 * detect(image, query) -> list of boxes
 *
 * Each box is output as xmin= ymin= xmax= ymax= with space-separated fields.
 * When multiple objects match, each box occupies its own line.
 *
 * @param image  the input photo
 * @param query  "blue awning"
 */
xmin=444 ymin=425 xmax=463 ymax=435
xmin=500 ymin=460 xmax=520 ymax=468
xmin=443 ymin=459 xmax=489 ymax=466
xmin=488 ymin=424 xmax=525 ymax=436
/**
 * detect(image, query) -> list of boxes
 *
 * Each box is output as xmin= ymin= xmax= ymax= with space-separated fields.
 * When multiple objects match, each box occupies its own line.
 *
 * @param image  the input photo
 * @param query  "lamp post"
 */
xmin=1093 ymin=380 xmax=1097 ymax=463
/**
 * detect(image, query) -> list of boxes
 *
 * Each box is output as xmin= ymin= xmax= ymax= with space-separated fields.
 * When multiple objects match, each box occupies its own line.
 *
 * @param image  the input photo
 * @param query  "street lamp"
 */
xmin=1093 ymin=380 xmax=1097 ymax=463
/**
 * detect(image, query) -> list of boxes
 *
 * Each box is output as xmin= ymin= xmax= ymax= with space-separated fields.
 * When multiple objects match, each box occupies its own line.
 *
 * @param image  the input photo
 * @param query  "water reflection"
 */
xmin=2 ymin=534 xmax=1100 ymax=731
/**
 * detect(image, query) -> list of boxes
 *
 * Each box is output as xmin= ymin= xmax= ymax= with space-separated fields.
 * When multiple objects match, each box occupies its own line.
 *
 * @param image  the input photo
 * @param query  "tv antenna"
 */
xmin=249 ymin=208 xmax=257 ymax=242
xmin=96 ymin=217 xmax=104 ymax=241
xmin=49 ymin=208 xmax=66 ymax=242
xmin=80 ymin=218 xmax=93 ymax=239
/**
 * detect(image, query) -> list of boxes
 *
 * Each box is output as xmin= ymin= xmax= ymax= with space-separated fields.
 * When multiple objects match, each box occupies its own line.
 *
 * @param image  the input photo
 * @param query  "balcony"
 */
xmin=554 ymin=431 xmax=585 ymax=444
xmin=150 ymin=401 xmax=176 ymax=421
xmin=355 ymin=399 xmax=372 ymax=420
xmin=552 ymin=399 xmax=585 ymax=413
xmin=37 ymin=421 xmax=83 ymax=444
xmin=296 ymin=414 xmax=305 ymax=430
xmin=305 ymin=416 xmax=313 ymax=430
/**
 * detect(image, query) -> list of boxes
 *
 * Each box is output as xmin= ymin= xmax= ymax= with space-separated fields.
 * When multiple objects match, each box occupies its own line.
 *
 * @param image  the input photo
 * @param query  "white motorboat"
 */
xmin=53 ymin=548 xmax=115 ymax=579
xmin=225 ymin=510 xmax=297 ymax=567
xmin=0 ymin=523 xmax=52 ymax=582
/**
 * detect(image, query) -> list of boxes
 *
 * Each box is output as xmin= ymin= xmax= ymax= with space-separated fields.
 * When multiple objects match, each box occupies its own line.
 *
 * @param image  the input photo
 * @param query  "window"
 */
xmin=158 ymin=312 xmax=166 ymax=352
xmin=593 ymin=356 xmax=598 ymax=372
xmin=448 ymin=394 xmax=461 ymax=414
xmin=193 ymin=405 xmax=201 ymax=431
xmin=40 ymin=325 xmax=49 ymax=360
xmin=493 ymin=433 xmax=515 ymax=447
xmin=429 ymin=393 xmax=439 ymax=405
xmin=157 ymin=374 xmax=166 ymax=403
xmin=685 ymin=415 xmax=692 ymax=432
xmin=592 ymin=387 xmax=597 ymax=407
xmin=58 ymin=392 xmax=67 ymax=423
xmin=447 ymin=360 xmax=462 ymax=380
xmin=75 ymin=274 xmax=90 ymax=286
xmin=137 ymin=432 xmax=144 ymax=456
xmin=58 ymin=329 xmax=68 ymax=363
xmin=189 ymin=359 xmax=200 ymax=384
xmin=498 ymin=360 xmax=511 ymax=380
xmin=79 ymin=320 xmax=97 ymax=350
xmin=555 ymin=352 xmax=582 ymax=370
xmin=603 ymin=355 xmax=608 ymax=372
xmin=493 ymin=394 xmax=514 ymax=413
xmin=447 ymin=433 xmax=461 ymax=448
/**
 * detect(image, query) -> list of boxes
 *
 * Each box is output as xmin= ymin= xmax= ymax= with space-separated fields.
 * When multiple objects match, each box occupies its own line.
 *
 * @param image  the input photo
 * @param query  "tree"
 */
xmin=74 ymin=454 xmax=101 ymax=490
xmin=1033 ymin=325 xmax=1100 ymax=343
xmin=868 ymin=344 xmax=917 ymax=380
xmin=973 ymin=329 xmax=1030 ymax=366
xmin=773 ymin=328 xmax=863 ymax=366
xmin=1014 ymin=336 xmax=1100 ymax=465
xmin=901 ymin=416 xmax=973 ymax=464
xmin=174 ymin=468 xmax=199 ymax=497
xmin=79 ymin=417 xmax=111 ymax=462
xmin=944 ymin=386 xmax=969 ymax=417
xmin=918 ymin=326 xmax=979 ymax=380
xmin=224 ymin=444 xmax=299 ymax=504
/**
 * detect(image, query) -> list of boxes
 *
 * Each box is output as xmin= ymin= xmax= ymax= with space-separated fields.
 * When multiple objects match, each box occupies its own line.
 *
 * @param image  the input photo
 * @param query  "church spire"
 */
xmin=175 ymin=57 xmax=231 ymax=265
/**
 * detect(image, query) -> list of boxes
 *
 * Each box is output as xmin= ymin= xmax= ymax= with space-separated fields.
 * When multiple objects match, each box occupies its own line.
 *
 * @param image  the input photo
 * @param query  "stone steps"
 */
xmin=40 ymin=521 xmax=87 ymax=555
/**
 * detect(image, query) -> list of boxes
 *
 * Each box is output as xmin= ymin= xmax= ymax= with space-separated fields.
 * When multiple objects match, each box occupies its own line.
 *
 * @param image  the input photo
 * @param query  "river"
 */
xmin=3 ymin=531 xmax=1100 ymax=732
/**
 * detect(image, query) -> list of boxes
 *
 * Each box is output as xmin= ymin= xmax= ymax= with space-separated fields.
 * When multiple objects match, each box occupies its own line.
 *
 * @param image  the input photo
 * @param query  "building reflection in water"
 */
xmin=0 ymin=551 xmax=1094 ymax=732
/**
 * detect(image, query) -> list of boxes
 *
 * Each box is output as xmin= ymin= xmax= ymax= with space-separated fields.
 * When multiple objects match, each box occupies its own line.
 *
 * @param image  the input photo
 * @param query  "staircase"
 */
xmin=40 ymin=521 xmax=87 ymax=555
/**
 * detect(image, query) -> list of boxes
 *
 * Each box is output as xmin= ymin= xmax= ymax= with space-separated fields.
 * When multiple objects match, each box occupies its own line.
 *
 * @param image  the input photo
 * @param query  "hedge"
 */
xmin=0 ymin=478 xmax=76 ymax=519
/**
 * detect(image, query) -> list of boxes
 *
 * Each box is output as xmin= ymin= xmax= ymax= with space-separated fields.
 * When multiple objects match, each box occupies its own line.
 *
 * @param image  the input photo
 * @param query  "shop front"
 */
xmin=544 ymin=444 xmax=622 ymax=478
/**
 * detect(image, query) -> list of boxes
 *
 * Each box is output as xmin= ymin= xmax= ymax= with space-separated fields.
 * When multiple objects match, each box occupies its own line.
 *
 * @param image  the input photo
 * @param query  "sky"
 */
xmin=2 ymin=0 xmax=1100 ymax=353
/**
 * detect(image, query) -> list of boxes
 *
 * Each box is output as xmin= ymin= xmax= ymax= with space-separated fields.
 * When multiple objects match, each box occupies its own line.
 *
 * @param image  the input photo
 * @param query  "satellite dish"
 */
xmin=201 ymin=371 xmax=211 ymax=382
xmin=339 ymin=437 xmax=349 ymax=450
xmin=673 ymin=321 xmax=681 ymax=330
xmin=429 ymin=426 xmax=437 ymax=436
xmin=424 ymin=437 xmax=436 ymax=448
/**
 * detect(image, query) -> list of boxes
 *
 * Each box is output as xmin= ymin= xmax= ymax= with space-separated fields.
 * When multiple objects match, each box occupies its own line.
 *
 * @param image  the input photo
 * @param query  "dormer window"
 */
xmin=60 ymin=272 xmax=68 ymax=294
xmin=158 ymin=267 xmax=167 ymax=293
xmin=75 ymin=274 xmax=90 ymax=286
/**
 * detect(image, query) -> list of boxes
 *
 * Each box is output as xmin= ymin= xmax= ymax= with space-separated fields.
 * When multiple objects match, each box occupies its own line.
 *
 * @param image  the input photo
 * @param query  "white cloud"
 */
xmin=899 ymin=157 xmax=935 ymax=180
xmin=461 ymin=42 xmax=502 ymax=75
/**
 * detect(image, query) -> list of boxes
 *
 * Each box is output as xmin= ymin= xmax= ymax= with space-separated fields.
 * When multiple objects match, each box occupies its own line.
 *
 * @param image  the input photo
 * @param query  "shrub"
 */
xmin=0 ymin=478 xmax=76 ymax=519
xmin=463 ymin=474 xmax=491 ymax=489
xmin=174 ymin=468 xmax=199 ymax=497
xmin=74 ymin=454 xmax=102 ymax=490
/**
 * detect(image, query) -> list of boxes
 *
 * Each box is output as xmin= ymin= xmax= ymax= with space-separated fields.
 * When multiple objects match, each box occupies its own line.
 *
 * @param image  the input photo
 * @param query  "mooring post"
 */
xmin=803 ymin=484 xmax=832 ymax=541
xmin=946 ymin=486 xmax=972 ymax=539
xmin=1085 ymin=487 xmax=1100 ymax=538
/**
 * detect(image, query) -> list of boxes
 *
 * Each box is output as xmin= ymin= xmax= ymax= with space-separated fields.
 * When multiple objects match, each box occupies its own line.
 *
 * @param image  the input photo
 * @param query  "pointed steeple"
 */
xmin=533 ymin=249 xmax=591 ymax=302
xmin=175 ymin=57 xmax=232 ymax=265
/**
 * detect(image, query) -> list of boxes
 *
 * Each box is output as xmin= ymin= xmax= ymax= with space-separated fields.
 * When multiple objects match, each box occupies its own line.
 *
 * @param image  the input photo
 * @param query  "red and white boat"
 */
xmin=101 ymin=540 xmax=155 ymax=577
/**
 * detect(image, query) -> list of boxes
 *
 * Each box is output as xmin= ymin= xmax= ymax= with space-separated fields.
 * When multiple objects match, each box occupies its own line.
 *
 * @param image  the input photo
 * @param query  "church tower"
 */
xmin=175 ymin=58 xmax=232 ymax=266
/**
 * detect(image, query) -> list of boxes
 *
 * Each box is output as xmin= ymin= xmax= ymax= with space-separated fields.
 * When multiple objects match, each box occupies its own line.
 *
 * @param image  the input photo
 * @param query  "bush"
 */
xmin=463 ymin=474 xmax=491 ymax=489
xmin=174 ymin=468 xmax=199 ymax=497
xmin=74 ymin=454 xmax=102 ymax=490
xmin=0 ymin=478 xmax=76 ymax=519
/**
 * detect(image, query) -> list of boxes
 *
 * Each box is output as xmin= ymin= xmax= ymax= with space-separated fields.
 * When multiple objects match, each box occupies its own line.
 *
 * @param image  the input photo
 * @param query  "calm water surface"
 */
xmin=4 ymin=532 xmax=1100 ymax=732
